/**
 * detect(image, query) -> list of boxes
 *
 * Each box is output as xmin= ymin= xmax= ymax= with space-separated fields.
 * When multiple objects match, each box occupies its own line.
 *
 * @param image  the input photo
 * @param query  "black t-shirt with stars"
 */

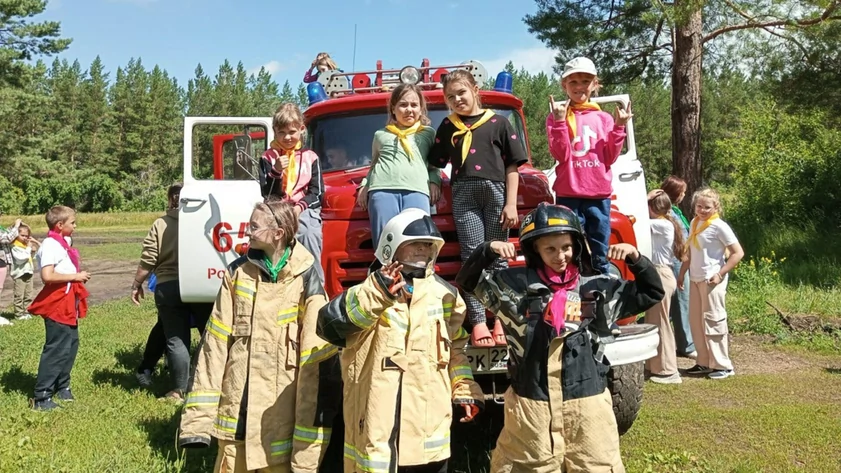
xmin=429 ymin=112 xmax=528 ymax=183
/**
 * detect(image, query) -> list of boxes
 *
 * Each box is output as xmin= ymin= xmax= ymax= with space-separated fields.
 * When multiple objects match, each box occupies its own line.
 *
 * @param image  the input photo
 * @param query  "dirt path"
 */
xmin=0 ymin=258 xmax=137 ymax=311
xmin=675 ymin=333 xmax=841 ymax=375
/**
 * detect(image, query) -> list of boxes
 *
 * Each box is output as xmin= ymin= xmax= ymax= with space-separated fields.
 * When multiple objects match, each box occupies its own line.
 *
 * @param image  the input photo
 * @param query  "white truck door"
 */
xmin=179 ymin=117 xmax=273 ymax=303
xmin=542 ymin=94 xmax=651 ymax=259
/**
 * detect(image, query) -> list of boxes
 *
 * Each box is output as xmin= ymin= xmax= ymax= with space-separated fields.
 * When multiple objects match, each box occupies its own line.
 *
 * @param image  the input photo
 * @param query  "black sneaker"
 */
xmin=31 ymin=398 xmax=61 ymax=411
xmin=55 ymin=389 xmax=75 ymax=402
xmin=685 ymin=364 xmax=712 ymax=375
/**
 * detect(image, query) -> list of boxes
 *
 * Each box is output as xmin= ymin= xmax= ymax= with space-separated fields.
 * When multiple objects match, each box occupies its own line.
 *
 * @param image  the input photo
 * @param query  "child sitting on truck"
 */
xmin=179 ymin=200 xmax=340 ymax=472
xmin=318 ymin=208 xmax=484 ymax=473
xmin=357 ymin=83 xmax=441 ymax=247
xmin=456 ymin=202 xmax=664 ymax=472
xmin=260 ymin=102 xmax=325 ymax=283
xmin=546 ymin=56 xmax=632 ymax=275
xmin=429 ymin=69 xmax=527 ymax=349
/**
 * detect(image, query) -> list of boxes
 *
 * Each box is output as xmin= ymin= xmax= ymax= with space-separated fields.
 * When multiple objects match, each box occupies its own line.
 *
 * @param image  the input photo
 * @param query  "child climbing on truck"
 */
xmin=429 ymin=69 xmax=527 ymax=349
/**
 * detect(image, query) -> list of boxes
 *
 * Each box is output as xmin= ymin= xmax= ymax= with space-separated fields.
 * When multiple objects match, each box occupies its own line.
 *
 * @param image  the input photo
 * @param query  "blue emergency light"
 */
xmin=307 ymin=82 xmax=328 ymax=105
xmin=494 ymin=71 xmax=513 ymax=94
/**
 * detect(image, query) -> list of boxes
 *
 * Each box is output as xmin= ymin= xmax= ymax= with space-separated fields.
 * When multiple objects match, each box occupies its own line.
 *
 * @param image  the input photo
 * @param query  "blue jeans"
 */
xmin=671 ymin=258 xmax=695 ymax=354
xmin=368 ymin=190 xmax=430 ymax=247
xmin=555 ymin=197 xmax=611 ymax=274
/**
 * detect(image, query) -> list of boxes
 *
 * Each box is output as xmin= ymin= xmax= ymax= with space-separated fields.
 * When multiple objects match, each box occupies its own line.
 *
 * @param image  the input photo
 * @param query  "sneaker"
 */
xmin=685 ymin=364 xmax=713 ymax=375
xmin=649 ymin=373 xmax=683 ymax=384
xmin=0 ymin=317 xmax=12 ymax=326
xmin=136 ymin=369 xmax=153 ymax=387
xmin=17 ymin=314 xmax=33 ymax=321
xmin=708 ymin=369 xmax=735 ymax=380
xmin=55 ymin=389 xmax=75 ymax=402
xmin=31 ymin=398 xmax=61 ymax=411
xmin=683 ymin=351 xmax=698 ymax=360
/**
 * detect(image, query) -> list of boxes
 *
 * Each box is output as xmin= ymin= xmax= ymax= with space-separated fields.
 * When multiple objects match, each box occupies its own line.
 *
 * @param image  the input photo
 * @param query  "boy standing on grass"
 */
xmin=28 ymin=206 xmax=91 ymax=411
xmin=11 ymin=223 xmax=39 ymax=321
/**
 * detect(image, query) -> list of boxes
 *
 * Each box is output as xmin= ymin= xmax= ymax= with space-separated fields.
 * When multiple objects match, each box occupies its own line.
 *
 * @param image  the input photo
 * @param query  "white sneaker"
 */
xmin=650 ymin=373 xmax=683 ymax=384
xmin=136 ymin=369 xmax=153 ymax=387
xmin=0 ymin=317 xmax=12 ymax=326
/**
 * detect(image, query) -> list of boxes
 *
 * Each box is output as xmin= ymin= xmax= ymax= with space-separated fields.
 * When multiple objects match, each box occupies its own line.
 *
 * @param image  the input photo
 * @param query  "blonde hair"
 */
xmin=272 ymin=103 xmax=305 ymax=132
xmin=255 ymin=199 xmax=298 ymax=247
xmin=442 ymin=69 xmax=482 ymax=109
xmin=45 ymin=205 xmax=75 ymax=230
xmin=560 ymin=74 xmax=603 ymax=96
xmin=315 ymin=52 xmax=339 ymax=71
xmin=387 ymin=84 xmax=430 ymax=126
xmin=648 ymin=190 xmax=687 ymax=261
xmin=691 ymin=187 xmax=722 ymax=214
xmin=18 ymin=223 xmax=31 ymax=236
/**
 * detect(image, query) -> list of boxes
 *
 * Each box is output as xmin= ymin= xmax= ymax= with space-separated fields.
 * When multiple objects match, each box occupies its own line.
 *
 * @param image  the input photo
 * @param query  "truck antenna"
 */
xmin=352 ymin=24 xmax=357 ymax=71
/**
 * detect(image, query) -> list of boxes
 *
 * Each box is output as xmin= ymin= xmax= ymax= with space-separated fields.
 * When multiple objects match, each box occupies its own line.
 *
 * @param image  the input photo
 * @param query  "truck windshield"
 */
xmin=308 ymin=107 xmax=527 ymax=172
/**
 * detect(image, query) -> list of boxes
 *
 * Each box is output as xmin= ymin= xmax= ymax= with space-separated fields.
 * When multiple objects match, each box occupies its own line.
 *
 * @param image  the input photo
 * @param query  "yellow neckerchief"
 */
xmin=566 ymin=102 xmax=601 ymax=139
xmin=688 ymin=213 xmax=720 ymax=249
xmin=385 ymin=122 xmax=424 ymax=160
xmin=270 ymin=140 xmax=302 ymax=195
xmin=448 ymin=109 xmax=495 ymax=166
xmin=12 ymin=240 xmax=32 ymax=265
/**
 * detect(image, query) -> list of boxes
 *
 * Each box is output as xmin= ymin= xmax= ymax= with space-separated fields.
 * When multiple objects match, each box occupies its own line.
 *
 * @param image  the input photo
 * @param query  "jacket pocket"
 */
xmin=704 ymin=311 xmax=728 ymax=336
xmin=232 ymin=314 xmax=252 ymax=338
xmin=285 ymin=321 xmax=299 ymax=370
xmin=436 ymin=319 xmax=451 ymax=367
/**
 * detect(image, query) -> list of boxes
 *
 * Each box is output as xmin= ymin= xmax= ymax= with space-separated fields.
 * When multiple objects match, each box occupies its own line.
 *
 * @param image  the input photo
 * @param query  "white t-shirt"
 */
xmin=37 ymin=237 xmax=77 ymax=275
xmin=649 ymin=218 xmax=675 ymax=266
xmin=688 ymin=219 xmax=738 ymax=282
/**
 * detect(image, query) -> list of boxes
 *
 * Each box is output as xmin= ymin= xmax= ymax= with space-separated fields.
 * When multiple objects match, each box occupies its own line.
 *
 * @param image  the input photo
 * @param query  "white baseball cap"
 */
xmin=562 ymin=57 xmax=598 ymax=79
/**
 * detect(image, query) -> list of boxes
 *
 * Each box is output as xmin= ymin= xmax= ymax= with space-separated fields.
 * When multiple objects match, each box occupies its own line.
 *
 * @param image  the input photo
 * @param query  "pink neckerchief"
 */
xmin=537 ymin=264 xmax=580 ymax=335
xmin=48 ymin=231 xmax=80 ymax=272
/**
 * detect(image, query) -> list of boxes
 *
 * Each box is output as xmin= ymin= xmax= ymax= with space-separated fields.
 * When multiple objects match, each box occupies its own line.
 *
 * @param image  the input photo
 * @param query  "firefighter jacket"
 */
xmin=456 ymin=242 xmax=664 ymax=403
xmin=317 ymin=267 xmax=485 ymax=472
xmin=178 ymin=244 xmax=341 ymax=472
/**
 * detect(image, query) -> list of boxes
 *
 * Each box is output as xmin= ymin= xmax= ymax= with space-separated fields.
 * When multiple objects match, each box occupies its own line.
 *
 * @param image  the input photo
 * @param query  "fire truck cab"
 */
xmin=178 ymin=59 xmax=658 ymax=434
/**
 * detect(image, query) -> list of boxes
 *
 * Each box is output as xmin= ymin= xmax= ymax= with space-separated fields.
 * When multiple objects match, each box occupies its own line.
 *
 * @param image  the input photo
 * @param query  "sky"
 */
xmin=40 ymin=0 xmax=561 ymax=88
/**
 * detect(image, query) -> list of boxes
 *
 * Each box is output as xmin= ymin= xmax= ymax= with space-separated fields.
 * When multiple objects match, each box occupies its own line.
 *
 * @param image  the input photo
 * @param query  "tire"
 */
xmin=607 ymin=361 xmax=644 ymax=436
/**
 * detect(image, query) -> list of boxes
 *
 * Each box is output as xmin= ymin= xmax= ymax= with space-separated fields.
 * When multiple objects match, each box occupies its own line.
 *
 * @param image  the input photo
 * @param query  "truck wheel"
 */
xmin=607 ymin=361 xmax=644 ymax=436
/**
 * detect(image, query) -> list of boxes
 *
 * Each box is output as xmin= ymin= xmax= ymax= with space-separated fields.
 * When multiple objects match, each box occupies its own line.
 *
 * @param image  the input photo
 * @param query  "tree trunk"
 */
xmin=671 ymin=4 xmax=704 ymax=217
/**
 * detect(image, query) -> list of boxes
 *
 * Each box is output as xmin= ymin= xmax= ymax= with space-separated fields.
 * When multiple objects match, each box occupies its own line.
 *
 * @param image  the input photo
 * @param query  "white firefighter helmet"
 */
xmin=375 ymin=209 xmax=445 ymax=266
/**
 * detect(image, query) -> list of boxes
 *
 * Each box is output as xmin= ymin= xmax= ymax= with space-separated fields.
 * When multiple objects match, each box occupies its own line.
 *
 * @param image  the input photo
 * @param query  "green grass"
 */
xmin=82 ymin=242 xmax=144 ymax=262
xmin=2 ymin=300 xmax=840 ymax=473
xmin=1 ymin=212 xmax=160 ymax=234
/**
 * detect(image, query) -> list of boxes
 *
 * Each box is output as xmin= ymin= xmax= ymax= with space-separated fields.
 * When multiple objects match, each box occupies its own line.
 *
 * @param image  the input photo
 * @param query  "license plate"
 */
xmin=466 ymin=347 xmax=509 ymax=373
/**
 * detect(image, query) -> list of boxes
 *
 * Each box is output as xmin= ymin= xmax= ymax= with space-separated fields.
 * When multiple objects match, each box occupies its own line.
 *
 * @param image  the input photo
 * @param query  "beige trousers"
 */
xmin=490 ymin=388 xmax=625 ymax=472
xmin=689 ymin=278 xmax=734 ymax=371
xmin=644 ymin=265 xmax=678 ymax=375
xmin=214 ymin=440 xmax=290 ymax=473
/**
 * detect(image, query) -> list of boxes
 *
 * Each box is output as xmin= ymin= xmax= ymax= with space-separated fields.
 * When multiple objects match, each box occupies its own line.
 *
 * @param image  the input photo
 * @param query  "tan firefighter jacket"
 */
xmin=317 ymin=267 xmax=485 ymax=472
xmin=178 ymin=244 xmax=341 ymax=472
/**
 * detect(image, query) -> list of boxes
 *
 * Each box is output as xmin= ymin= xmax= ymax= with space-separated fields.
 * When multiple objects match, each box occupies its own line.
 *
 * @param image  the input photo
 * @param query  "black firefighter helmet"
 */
xmin=519 ymin=202 xmax=594 ymax=274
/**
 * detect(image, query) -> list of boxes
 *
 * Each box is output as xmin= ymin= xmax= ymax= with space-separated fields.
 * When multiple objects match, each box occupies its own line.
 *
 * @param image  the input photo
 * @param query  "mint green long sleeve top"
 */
xmin=361 ymin=126 xmax=442 ymax=196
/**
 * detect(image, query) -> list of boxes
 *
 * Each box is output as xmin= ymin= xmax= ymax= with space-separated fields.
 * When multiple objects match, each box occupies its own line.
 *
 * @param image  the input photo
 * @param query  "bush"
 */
xmin=730 ymin=252 xmax=786 ymax=335
xmin=0 ymin=176 xmax=25 ymax=214
xmin=720 ymin=100 xmax=841 ymax=227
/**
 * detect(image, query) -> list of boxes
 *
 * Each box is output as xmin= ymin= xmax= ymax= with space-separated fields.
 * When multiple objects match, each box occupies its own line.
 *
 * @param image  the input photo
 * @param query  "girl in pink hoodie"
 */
xmin=546 ymin=57 xmax=632 ymax=274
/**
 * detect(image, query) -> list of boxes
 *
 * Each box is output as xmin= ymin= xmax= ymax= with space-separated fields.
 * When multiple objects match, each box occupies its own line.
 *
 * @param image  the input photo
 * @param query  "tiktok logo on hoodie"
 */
xmin=571 ymin=125 xmax=603 ymax=169
xmin=573 ymin=157 xmax=602 ymax=169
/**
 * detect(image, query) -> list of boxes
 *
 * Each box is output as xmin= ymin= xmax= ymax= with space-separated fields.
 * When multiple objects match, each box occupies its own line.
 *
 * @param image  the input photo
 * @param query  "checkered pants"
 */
xmin=452 ymin=178 xmax=509 ymax=326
